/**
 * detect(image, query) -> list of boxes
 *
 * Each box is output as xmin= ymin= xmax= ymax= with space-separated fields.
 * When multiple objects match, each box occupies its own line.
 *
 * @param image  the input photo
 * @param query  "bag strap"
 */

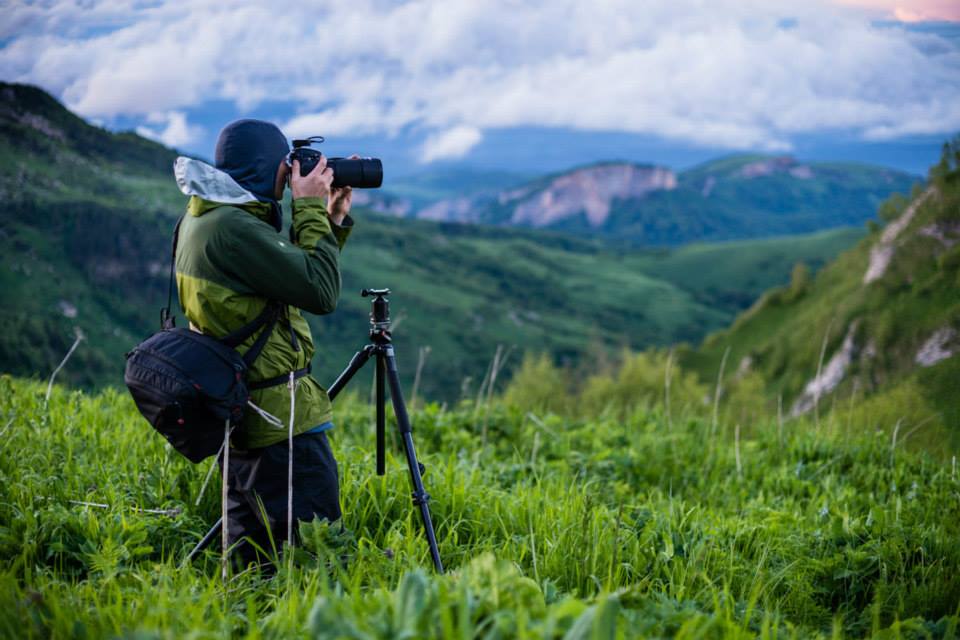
xmin=160 ymin=216 xmax=184 ymax=330
xmin=161 ymin=214 xmax=283 ymax=369
xmin=223 ymin=302 xmax=282 ymax=368
xmin=247 ymin=364 xmax=311 ymax=390
xmin=220 ymin=301 xmax=281 ymax=348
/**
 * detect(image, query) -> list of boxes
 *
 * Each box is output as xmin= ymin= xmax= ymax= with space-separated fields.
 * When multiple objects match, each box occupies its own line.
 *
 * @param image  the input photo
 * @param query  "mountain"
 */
xmin=369 ymin=155 xmax=916 ymax=246
xmin=0 ymin=82 xmax=873 ymax=399
xmin=418 ymin=162 xmax=677 ymax=226
xmin=681 ymin=140 xmax=960 ymax=449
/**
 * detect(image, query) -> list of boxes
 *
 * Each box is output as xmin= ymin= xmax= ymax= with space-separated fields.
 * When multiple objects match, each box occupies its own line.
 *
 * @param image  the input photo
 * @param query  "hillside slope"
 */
xmin=682 ymin=140 xmax=960 ymax=448
xmin=0 ymin=82 xmax=870 ymax=399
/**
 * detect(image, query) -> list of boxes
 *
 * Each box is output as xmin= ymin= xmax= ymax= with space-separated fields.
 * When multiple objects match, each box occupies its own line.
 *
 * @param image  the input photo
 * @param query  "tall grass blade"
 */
xmin=711 ymin=346 xmax=730 ymax=437
xmin=45 ymin=328 xmax=84 ymax=405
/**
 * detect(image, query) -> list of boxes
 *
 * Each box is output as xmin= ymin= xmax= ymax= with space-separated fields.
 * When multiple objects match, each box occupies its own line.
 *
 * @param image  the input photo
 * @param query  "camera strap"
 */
xmin=160 ymin=216 xmax=183 ymax=330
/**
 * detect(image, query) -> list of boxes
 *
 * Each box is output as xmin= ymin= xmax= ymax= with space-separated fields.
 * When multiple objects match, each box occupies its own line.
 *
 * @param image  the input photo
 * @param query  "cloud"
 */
xmin=835 ymin=0 xmax=960 ymax=21
xmin=420 ymin=126 xmax=483 ymax=163
xmin=2 ymin=0 xmax=959 ymax=156
xmin=136 ymin=111 xmax=203 ymax=148
xmin=284 ymin=103 xmax=391 ymax=139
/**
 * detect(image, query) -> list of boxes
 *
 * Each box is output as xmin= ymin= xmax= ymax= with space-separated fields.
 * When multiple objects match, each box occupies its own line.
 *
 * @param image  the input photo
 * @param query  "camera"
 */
xmin=288 ymin=136 xmax=383 ymax=188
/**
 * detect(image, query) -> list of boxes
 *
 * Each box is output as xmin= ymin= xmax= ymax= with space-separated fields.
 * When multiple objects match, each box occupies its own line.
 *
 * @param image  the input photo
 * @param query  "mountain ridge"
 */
xmin=367 ymin=153 xmax=916 ymax=246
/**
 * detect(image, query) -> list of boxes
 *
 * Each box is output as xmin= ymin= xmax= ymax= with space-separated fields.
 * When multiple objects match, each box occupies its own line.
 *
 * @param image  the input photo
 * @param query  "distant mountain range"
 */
xmin=0 ymin=82 xmax=908 ymax=400
xmin=360 ymin=155 xmax=916 ymax=245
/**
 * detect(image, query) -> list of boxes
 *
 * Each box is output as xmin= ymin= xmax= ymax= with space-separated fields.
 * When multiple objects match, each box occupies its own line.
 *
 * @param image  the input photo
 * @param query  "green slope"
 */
xmin=310 ymin=216 xmax=731 ymax=400
xmin=633 ymin=227 xmax=865 ymax=310
xmin=0 ymin=82 xmax=869 ymax=400
xmin=681 ymin=140 xmax=960 ymax=449
xmin=607 ymin=154 xmax=916 ymax=243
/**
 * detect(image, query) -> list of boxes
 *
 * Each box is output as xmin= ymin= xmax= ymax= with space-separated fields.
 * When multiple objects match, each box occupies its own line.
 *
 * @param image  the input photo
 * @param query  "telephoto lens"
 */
xmin=289 ymin=137 xmax=383 ymax=188
xmin=326 ymin=157 xmax=384 ymax=189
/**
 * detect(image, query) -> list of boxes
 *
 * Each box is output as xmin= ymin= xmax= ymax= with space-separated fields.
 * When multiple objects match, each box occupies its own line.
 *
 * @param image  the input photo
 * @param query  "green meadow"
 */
xmin=2 ymin=375 xmax=957 ymax=638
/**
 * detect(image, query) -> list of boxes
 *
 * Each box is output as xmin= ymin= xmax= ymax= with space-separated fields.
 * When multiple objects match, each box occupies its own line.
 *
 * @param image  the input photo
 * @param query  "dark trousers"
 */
xmin=221 ymin=431 xmax=342 ymax=566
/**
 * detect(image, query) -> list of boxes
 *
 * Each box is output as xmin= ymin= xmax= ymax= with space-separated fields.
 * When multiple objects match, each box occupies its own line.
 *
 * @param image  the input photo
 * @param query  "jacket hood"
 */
xmin=214 ymin=119 xmax=289 ymax=203
xmin=174 ymin=156 xmax=259 ymax=204
xmin=175 ymin=157 xmax=280 ymax=228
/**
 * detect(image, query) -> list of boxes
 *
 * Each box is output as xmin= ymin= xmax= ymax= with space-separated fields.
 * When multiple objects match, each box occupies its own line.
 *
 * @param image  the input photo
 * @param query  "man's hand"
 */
xmin=291 ymin=156 xmax=333 ymax=201
xmin=327 ymin=154 xmax=360 ymax=226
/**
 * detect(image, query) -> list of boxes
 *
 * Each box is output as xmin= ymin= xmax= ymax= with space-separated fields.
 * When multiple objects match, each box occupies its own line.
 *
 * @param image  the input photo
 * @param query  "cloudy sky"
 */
xmin=2 ymin=0 xmax=959 ymax=175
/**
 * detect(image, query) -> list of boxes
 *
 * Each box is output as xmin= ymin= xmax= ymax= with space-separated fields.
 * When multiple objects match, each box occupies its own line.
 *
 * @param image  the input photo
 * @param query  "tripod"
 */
xmin=186 ymin=288 xmax=444 ymax=573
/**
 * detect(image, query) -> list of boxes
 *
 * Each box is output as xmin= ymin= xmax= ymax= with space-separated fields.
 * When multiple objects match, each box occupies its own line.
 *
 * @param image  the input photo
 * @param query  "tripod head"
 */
xmin=361 ymin=288 xmax=391 ymax=341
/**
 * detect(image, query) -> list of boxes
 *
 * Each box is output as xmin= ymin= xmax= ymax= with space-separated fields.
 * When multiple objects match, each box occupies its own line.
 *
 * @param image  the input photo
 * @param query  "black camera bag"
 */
xmin=124 ymin=216 xmax=280 ymax=463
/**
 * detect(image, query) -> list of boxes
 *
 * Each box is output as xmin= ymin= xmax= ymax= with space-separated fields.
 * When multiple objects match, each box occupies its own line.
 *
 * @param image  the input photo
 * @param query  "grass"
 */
xmin=1 ymin=375 xmax=958 ymax=638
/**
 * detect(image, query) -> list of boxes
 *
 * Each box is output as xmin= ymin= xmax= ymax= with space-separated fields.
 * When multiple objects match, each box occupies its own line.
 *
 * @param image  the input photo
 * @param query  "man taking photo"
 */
xmin=173 ymin=119 xmax=355 ymax=566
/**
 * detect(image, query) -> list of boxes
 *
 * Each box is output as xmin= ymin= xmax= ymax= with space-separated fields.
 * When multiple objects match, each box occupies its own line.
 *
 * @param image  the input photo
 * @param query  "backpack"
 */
xmin=124 ymin=216 xmax=283 ymax=463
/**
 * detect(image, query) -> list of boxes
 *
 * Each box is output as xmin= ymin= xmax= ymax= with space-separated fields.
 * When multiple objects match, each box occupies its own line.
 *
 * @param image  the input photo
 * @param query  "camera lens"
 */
xmin=328 ymin=158 xmax=383 ymax=189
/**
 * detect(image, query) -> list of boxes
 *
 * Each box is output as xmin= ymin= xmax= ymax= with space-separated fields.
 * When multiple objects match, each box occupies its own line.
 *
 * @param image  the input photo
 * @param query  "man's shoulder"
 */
xmin=181 ymin=205 xmax=249 ymax=257
xmin=186 ymin=203 xmax=273 ymax=237
xmin=191 ymin=202 xmax=248 ymax=221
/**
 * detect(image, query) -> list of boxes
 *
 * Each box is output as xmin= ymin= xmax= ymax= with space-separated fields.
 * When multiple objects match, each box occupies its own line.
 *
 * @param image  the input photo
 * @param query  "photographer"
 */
xmin=173 ymin=119 xmax=355 ymax=566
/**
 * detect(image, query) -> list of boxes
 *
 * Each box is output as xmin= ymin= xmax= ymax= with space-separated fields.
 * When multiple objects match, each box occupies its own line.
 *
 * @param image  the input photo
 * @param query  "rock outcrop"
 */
xmin=791 ymin=323 xmax=859 ymax=416
xmin=915 ymin=327 xmax=957 ymax=367
xmin=739 ymin=156 xmax=814 ymax=180
xmin=507 ymin=164 xmax=676 ymax=228
xmin=863 ymin=188 xmax=935 ymax=284
xmin=410 ymin=162 xmax=677 ymax=228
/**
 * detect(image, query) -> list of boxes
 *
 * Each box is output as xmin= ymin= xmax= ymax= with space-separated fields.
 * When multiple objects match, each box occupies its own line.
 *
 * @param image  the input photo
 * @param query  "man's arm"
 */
xmin=217 ymin=154 xmax=356 ymax=314
xmin=291 ymin=196 xmax=353 ymax=251
xmin=220 ymin=203 xmax=347 ymax=314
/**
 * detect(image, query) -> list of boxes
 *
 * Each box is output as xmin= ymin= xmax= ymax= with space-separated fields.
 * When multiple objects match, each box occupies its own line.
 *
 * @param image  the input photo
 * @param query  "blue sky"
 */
xmin=2 ymin=1 xmax=959 ymax=176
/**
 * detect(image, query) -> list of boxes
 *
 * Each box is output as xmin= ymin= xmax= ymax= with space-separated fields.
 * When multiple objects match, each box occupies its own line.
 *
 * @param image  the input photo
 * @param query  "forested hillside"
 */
xmin=0 ymin=82 xmax=871 ymax=399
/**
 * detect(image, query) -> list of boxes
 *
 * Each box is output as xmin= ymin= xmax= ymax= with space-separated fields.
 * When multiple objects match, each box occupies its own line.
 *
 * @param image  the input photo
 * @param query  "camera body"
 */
xmin=288 ymin=136 xmax=383 ymax=189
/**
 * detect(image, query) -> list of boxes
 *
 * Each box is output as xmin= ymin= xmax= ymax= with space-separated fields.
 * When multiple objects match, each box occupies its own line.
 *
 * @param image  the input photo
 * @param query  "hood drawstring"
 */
xmin=221 ymin=419 xmax=233 ymax=581
xmin=287 ymin=371 xmax=298 ymax=549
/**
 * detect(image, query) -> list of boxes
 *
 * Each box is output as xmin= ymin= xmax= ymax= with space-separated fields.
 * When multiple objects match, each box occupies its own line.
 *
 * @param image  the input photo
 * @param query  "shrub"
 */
xmin=579 ymin=349 xmax=707 ymax=419
xmin=878 ymin=192 xmax=909 ymax=223
xmin=501 ymin=352 xmax=571 ymax=415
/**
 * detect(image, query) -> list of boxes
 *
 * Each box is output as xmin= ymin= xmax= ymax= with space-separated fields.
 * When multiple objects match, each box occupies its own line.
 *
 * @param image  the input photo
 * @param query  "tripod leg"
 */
xmin=376 ymin=351 xmax=386 ymax=476
xmin=186 ymin=518 xmax=222 ymax=564
xmin=382 ymin=345 xmax=444 ymax=573
xmin=327 ymin=345 xmax=376 ymax=401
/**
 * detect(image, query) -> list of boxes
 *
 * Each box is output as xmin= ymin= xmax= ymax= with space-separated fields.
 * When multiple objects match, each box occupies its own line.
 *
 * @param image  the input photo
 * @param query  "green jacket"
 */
xmin=173 ymin=157 xmax=351 ymax=449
